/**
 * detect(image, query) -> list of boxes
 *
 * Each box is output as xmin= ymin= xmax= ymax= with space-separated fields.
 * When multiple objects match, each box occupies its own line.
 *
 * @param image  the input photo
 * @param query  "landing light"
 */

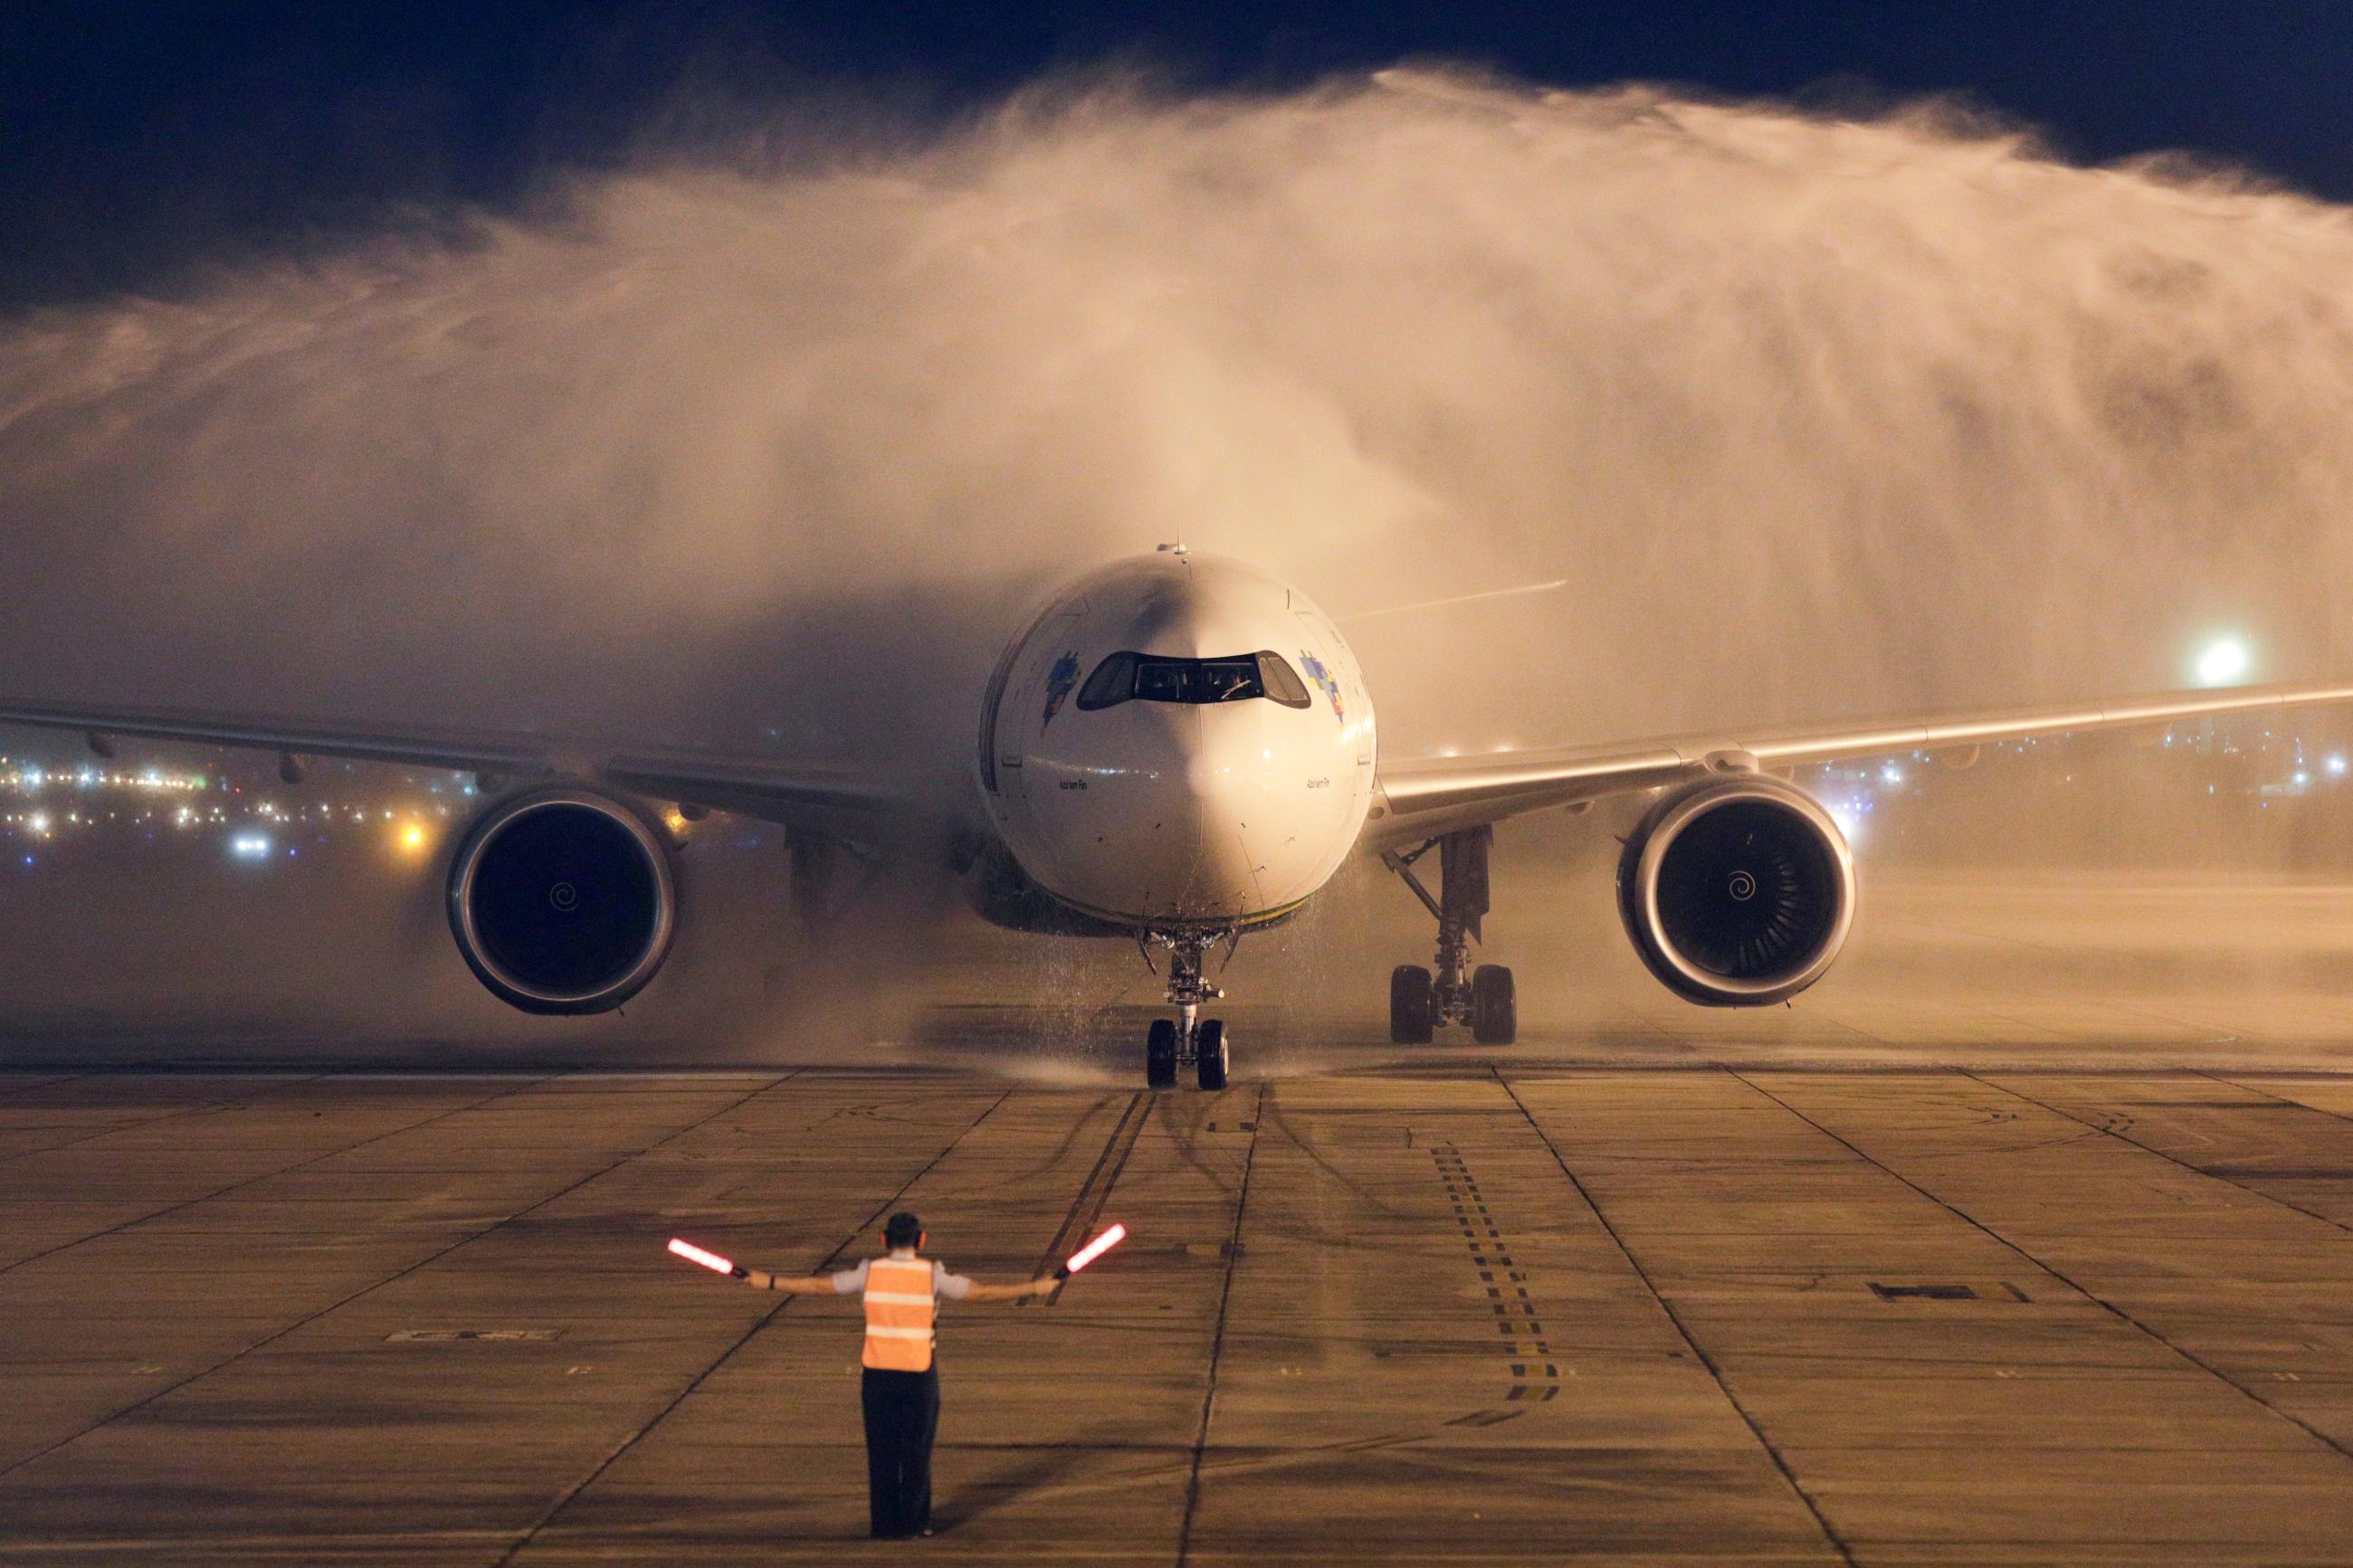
xmin=231 ymin=833 xmax=272 ymax=859
xmin=2192 ymin=635 xmax=2253 ymax=688
xmin=2331 ymin=755 xmax=2348 ymax=777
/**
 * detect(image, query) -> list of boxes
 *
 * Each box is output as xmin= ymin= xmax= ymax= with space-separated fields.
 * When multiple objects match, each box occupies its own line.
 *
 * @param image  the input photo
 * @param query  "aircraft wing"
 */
xmin=0 ymin=698 xmax=910 ymax=839
xmin=1368 ymin=679 xmax=2353 ymax=846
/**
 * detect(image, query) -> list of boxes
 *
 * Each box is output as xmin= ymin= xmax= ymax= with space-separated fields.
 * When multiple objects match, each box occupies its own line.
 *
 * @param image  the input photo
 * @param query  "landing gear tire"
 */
xmin=1390 ymin=965 xmax=1435 ymax=1044
xmin=1196 ymin=1020 xmax=1230 ymax=1090
xmin=1471 ymin=965 xmax=1517 ymax=1046
xmin=1147 ymin=1019 xmax=1179 ymax=1089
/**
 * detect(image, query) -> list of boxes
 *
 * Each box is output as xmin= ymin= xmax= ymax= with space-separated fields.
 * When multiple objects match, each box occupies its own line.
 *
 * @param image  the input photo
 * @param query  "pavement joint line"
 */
xmin=1254 ymin=1090 xmax=1405 ymax=1214
xmin=1732 ymin=1069 xmax=2353 ymax=1468
xmin=491 ymin=1085 xmax=1017 ymax=1566
xmin=0 ymin=1069 xmax=341 ymax=1167
xmin=1967 ymin=1070 xmax=2353 ymax=1238
xmin=1492 ymin=1067 xmax=1859 ymax=1568
xmin=0 ymin=1067 xmax=564 ymax=1278
xmin=2201 ymin=1067 xmax=2353 ymax=1128
xmin=0 ymin=1067 xmax=790 ymax=1490
xmin=1175 ymin=1080 xmax=1267 ymax=1568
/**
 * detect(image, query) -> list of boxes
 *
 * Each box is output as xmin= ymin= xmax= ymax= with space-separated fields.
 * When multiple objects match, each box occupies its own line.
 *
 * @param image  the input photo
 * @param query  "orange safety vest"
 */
xmin=861 ymin=1256 xmax=938 ymax=1372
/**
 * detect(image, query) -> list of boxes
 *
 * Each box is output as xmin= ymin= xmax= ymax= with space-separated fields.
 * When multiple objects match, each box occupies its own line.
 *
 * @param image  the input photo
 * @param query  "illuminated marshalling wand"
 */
xmin=665 ymin=1224 xmax=1129 ymax=1283
xmin=1058 ymin=1223 xmax=1126 ymax=1277
xmin=667 ymin=1237 xmax=748 ymax=1278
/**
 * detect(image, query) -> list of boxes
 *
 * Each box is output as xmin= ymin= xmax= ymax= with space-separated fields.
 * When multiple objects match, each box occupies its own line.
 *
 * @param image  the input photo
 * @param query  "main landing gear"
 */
xmin=1142 ymin=930 xmax=1232 ymax=1091
xmin=1382 ymin=826 xmax=1516 ymax=1046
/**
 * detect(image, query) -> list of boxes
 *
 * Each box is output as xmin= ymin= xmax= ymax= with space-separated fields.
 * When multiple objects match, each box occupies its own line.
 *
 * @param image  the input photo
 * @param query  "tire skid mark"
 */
xmin=1028 ymin=1090 xmax=1148 ymax=1305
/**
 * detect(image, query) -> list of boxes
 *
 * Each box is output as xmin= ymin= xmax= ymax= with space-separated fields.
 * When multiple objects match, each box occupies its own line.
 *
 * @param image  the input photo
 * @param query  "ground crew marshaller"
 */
xmin=744 ymin=1212 xmax=1065 ymax=1540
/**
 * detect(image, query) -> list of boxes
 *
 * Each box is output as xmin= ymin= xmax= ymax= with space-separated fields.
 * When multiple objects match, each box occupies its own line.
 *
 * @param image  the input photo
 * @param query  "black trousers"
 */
xmin=861 ymin=1364 xmax=941 ymax=1538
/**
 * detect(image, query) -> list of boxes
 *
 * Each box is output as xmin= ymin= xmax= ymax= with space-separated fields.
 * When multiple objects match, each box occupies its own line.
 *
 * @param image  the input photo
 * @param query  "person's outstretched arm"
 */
xmin=738 ymin=1268 xmax=842 ymax=1295
xmin=958 ymin=1274 xmax=1061 ymax=1302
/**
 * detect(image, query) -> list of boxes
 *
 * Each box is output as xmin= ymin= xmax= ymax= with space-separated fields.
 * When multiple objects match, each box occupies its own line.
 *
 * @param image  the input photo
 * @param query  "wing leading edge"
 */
xmin=0 ymin=698 xmax=908 ymax=839
xmin=1369 ymin=680 xmax=2353 ymax=846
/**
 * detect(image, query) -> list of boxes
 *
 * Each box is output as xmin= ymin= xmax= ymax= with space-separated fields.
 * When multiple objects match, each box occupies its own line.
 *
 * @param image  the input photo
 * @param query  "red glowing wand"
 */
xmin=668 ymin=1237 xmax=748 ymax=1278
xmin=1060 ymin=1223 xmax=1127 ymax=1277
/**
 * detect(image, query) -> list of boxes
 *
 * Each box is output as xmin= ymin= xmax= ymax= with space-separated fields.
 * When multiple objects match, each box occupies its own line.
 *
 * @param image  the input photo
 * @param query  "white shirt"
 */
xmin=832 ymin=1252 xmax=974 ymax=1301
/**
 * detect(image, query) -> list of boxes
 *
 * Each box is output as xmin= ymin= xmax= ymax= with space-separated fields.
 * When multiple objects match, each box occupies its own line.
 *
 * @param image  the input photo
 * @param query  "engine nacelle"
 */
xmin=1616 ymin=777 xmax=1854 ymax=1006
xmin=446 ymin=787 xmax=676 ymax=1015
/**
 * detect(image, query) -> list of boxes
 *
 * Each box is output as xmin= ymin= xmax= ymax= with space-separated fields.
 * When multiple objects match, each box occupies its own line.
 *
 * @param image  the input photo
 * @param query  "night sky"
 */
xmin=6 ymin=2 xmax=2352 ymax=309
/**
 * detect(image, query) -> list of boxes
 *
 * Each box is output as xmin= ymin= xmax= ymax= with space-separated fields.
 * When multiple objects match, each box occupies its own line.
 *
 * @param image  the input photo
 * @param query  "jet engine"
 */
xmin=446 ymin=787 xmax=676 ymax=1014
xmin=1615 ymin=777 xmax=1854 ymax=1006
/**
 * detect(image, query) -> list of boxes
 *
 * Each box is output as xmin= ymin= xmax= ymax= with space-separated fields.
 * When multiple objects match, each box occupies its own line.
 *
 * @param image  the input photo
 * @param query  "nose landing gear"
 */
xmin=1382 ymin=826 xmax=1516 ymax=1046
xmin=1142 ymin=930 xmax=1232 ymax=1089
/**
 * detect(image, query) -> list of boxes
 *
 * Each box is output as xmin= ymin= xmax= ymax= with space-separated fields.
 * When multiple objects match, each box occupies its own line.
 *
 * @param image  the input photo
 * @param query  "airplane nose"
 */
xmin=1025 ymin=705 xmax=1298 ymax=927
xmin=1124 ymin=740 xmax=1266 ymax=919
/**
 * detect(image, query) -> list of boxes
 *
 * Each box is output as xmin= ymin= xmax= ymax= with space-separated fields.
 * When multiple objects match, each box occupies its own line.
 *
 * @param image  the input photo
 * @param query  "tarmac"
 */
xmin=5 ymin=870 xmax=2353 ymax=1563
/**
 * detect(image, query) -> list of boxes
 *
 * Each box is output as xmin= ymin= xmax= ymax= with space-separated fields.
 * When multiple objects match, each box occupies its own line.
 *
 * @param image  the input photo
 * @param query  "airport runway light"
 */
xmin=1063 ymin=1223 xmax=1128 ymax=1275
xmin=667 ymin=1237 xmax=745 ymax=1278
xmin=2193 ymin=635 xmax=2253 ymax=688
xmin=26 ymin=812 xmax=49 ymax=836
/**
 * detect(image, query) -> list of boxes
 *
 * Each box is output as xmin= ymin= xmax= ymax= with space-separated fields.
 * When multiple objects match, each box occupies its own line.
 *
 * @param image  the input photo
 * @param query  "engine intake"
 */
xmin=1616 ymin=777 xmax=1854 ymax=1006
xmin=447 ymin=787 xmax=676 ymax=1014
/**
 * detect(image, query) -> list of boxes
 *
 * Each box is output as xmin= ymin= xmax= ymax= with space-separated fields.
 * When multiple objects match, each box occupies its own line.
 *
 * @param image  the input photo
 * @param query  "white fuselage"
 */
xmin=976 ymin=551 xmax=1376 ymax=930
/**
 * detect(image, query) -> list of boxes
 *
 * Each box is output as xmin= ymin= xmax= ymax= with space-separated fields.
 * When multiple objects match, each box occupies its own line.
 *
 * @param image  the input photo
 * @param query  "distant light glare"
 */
xmin=2193 ymin=635 xmax=2253 ymax=688
xmin=231 ymin=833 xmax=272 ymax=859
xmin=1879 ymin=765 xmax=1903 ymax=786
xmin=2330 ymin=755 xmax=2348 ymax=777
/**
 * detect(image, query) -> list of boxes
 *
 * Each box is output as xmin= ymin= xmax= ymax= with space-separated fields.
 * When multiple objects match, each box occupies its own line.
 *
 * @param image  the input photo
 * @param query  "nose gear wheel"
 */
xmin=1139 ymin=929 xmax=1234 ymax=1089
xmin=1146 ymin=1019 xmax=1179 ymax=1088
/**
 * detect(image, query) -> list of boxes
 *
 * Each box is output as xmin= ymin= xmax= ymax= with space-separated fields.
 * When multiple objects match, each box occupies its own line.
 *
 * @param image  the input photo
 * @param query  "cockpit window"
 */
xmin=1255 ymin=651 xmax=1313 ymax=708
xmin=1077 ymin=651 xmax=1316 ymax=711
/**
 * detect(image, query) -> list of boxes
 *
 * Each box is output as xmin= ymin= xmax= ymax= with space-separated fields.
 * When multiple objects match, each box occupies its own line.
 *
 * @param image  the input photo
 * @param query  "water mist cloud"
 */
xmin=5 ymin=68 xmax=2353 ymax=775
